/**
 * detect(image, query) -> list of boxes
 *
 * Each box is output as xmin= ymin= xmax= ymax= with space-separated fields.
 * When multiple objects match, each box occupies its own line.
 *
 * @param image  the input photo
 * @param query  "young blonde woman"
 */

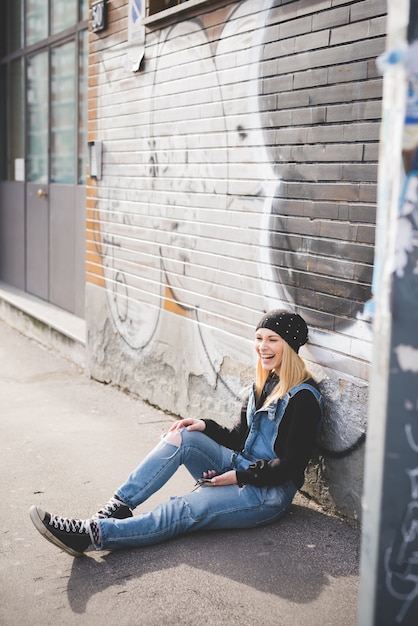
xmin=29 ymin=310 xmax=323 ymax=557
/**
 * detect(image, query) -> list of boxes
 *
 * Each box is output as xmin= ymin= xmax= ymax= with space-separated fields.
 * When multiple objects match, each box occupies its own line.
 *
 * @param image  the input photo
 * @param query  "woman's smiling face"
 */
xmin=255 ymin=327 xmax=285 ymax=372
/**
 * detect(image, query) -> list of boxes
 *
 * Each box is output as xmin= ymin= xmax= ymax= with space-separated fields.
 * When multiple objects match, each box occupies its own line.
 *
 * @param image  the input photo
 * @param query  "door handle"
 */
xmin=37 ymin=189 xmax=48 ymax=198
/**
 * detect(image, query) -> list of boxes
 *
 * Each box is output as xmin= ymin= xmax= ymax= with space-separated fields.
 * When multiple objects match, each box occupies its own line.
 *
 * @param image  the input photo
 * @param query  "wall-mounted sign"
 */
xmin=92 ymin=0 xmax=107 ymax=33
xmin=124 ymin=0 xmax=145 ymax=72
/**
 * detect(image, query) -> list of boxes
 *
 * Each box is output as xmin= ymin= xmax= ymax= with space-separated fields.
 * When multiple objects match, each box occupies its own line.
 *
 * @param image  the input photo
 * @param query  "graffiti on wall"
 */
xmin=385 ymin=425 xmax=418 ymax=623
xmin=93 ymin=0 xmax=374 ymax=455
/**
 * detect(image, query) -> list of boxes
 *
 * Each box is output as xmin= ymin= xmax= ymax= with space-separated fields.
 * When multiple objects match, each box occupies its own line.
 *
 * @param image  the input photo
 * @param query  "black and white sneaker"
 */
xmin=92 ymin=495 xmax=132 ymax=521
xmin=29 ymin=506 xmax=91 ymax=557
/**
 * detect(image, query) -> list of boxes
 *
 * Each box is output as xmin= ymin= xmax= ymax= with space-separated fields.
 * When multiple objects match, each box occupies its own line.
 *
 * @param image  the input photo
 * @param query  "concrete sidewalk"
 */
xmin=0 ymin=319 xmax=360 ymax=626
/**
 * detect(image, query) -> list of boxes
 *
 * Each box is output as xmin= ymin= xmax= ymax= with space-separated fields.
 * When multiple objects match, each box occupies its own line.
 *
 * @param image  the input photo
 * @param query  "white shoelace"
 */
xmin=94 ymin=496 xmax=122 ymax=519
xmin=49 ymin=514 xmax=89 ymax=534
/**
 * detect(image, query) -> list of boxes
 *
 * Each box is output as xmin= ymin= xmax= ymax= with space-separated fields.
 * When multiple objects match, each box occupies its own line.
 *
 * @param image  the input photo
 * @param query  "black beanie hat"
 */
xmin=256 ymin=309 xmax=308 ymax=353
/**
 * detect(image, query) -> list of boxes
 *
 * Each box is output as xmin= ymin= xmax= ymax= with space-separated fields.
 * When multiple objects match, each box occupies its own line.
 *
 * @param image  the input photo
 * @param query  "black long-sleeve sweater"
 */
xmin=202 ymin=378 xmax=322 ymax=489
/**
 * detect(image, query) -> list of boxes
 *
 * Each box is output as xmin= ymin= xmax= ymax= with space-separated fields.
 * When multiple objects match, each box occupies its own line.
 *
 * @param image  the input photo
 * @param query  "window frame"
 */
xmin=0 ymin=0 xmax=88 ymax=183
xmin=144 ymin=0 xmax=229 ymax=27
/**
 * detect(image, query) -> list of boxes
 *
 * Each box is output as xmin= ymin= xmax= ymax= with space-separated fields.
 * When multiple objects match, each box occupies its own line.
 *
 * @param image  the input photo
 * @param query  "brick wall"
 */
xmin=86 ymin=0 xmax=387 ymax=519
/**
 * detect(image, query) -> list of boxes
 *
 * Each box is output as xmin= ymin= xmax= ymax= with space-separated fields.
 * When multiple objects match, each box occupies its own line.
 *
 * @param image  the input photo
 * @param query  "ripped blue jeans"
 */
xmin=93 ymin=428 xmax=297 ymax=551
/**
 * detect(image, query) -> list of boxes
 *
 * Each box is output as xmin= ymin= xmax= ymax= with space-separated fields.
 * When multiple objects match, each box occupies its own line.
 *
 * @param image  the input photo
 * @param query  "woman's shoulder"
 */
xmin=288 ymin=378 xmax=322 ymax=406
xmin=289 ymin=377 xmax=320 ymax=393
xmin=305 ymin=377 xmax=320 ymax=392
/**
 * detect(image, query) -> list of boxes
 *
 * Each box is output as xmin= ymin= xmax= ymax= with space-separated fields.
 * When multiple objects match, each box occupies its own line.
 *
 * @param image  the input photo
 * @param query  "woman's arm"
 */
xmin=202 ymin=400 xmax=249 ymax=451
xmin=168 ymin=418 xmax=207 ymax=432
xmin=167 ymin=400 xmax=249 ymax=452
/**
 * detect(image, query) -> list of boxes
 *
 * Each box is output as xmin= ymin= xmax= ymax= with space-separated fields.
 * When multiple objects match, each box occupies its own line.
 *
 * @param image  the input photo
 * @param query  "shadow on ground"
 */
xmin=66 ymin=502 xmax=360 ymax=614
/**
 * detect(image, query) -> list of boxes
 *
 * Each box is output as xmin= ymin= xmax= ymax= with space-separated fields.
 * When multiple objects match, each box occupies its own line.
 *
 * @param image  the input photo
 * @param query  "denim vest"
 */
xmin=241 ymin=382 xmax=323 ymax=463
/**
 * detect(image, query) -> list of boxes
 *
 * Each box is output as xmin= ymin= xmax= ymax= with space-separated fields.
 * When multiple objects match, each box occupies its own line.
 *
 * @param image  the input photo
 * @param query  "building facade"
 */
xmin=85 ymin=0 xmax=386 ymax=519
xmin=0 ymin=0 xmax=387 ymax=519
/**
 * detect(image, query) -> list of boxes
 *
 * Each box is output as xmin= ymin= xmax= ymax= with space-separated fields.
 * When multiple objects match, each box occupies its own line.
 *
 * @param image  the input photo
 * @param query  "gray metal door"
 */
xmin=25 ymin=39 xmax=85 ymax=315
xmin=26 ymin=183 xmax=49 ymax=300
xmin=48 ymin=40 xmax=77 ymax=312
xmin=26 ymin=51 xmax=49 ymax=300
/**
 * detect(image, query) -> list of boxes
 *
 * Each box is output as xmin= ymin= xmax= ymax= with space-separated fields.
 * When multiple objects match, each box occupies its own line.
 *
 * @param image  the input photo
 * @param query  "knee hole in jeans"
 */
xmin=162 ymin=429 xmax=182 ymax=447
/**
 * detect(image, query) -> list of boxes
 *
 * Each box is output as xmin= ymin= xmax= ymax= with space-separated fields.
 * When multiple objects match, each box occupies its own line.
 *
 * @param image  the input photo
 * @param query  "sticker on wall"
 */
xmin=124 ymin=0 xmax=145 ymax=72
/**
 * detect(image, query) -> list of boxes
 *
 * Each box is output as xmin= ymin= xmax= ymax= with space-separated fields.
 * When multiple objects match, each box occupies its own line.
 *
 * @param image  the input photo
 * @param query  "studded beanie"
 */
xmin=256 ymin=309 xmax=308 ymax=353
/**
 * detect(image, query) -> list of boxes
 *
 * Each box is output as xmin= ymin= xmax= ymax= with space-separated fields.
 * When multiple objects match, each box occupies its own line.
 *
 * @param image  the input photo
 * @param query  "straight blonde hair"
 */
xmin=255 ymin=340 xmax=311 ymax=407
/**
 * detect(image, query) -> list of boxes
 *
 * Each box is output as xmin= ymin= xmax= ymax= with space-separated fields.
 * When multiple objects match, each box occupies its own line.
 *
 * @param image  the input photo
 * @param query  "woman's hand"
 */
xmin=168 ymin=418 xmax=206 ymax=432
xmin=202 ymin=469 xmax=238 ymax=486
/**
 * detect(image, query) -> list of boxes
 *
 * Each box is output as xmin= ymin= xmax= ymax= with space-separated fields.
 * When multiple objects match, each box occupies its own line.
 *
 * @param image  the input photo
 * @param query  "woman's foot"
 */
xmin=29 ymin=506 xmax=91 ymax=557
xmin=29 ymin=496 xmax=132 ymax=556
xmin=93 ymin=495 xmax=133 ymax=520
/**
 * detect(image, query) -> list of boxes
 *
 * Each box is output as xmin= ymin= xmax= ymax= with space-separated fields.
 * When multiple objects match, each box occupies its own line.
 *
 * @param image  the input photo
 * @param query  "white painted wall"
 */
xmin=86 ymin=0 xmax=387 ymax=519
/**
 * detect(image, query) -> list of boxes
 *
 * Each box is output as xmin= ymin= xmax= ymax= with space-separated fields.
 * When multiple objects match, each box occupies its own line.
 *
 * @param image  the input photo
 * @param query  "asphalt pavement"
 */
xmin=0 ymin=318 xmax=361 ymax=626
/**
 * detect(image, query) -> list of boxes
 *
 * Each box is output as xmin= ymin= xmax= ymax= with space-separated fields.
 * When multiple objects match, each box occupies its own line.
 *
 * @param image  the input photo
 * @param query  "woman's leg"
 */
xmin=94 ymin=480 xmax=297 ymax=551
xmin=115 ymin=428 xmax=236 ymax=510
xmin=28 ymin=428 xmax=237 ymax=558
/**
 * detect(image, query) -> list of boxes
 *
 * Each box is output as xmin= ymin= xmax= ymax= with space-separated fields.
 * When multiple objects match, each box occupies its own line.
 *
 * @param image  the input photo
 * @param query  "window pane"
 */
xmin=0 ymin=66 xmax=6 ymax=180
xmin=80 ymin=0 xmax=89 ymax=21
xmin=51 ymin=41 xmax=76 ymax=184
xmin=149 ymin=1 xmax=181 ymax=16
xmin=10 ymin=58 xmax=25 ymax=181
xmin=78 ymin=30 xmax=88 ymax=184
xmin=8 ymin=0 xmax=24 ymax=52
xmin=52 ymin=1 xmax=78 ymax=34
xmin=27 ymin=52 xmax=49 ymax=183
xmin=26 ymin=0 xmax=48 ymax=46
